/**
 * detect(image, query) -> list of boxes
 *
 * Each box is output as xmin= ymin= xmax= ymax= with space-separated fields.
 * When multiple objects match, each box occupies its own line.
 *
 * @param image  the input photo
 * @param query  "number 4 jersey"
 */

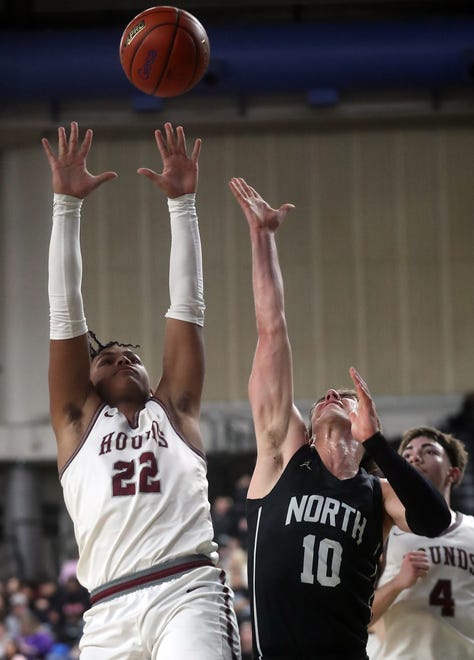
xmin=374 ymin=512 xmax=474 ymax=659
xmin=247 ymin=443 xmax=384 ymax=660
xmin=60 ymin=399 xmax=218 ymax=592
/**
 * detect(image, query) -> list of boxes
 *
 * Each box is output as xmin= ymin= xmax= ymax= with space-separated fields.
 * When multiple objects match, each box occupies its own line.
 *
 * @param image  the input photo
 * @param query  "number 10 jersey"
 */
xmin=247 ymin=443 xmax=384 ymax=659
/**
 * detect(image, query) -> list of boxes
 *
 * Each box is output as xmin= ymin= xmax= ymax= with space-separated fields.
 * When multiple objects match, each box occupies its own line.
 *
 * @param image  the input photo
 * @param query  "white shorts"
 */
xmin=80 ymin=565 xmax=241 ymax=659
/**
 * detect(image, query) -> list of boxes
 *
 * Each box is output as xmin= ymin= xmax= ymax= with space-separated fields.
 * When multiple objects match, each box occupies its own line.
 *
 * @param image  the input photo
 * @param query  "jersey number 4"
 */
xmin=112 ymin=452 xmax=160 ymax=496
xmin=429 ymin=579 xmax=455 ymax=616
xmin=300 ymin=534 xmax=342 ymax=587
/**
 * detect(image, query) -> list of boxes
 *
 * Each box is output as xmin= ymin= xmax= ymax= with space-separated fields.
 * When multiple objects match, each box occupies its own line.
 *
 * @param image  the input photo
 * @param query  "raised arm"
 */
xmin=138 ymin=124 xmax=205 ymax=450
xmin=228 ymin=178 xmax=306 ymax=491
xmin=349 ymin=367 xmax=451 ymax=538
xmin=43 ymin=122 xmax=117 ymax=455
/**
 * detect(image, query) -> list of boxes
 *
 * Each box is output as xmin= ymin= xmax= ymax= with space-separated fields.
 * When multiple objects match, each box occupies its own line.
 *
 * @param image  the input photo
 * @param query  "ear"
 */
xmin=447 ymin=466 xmax=462 ymax=487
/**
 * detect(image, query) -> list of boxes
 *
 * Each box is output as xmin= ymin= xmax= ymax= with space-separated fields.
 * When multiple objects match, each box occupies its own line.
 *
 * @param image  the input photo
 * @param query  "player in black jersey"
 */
xmin=228 ymin=177 xmax=451 ymax=660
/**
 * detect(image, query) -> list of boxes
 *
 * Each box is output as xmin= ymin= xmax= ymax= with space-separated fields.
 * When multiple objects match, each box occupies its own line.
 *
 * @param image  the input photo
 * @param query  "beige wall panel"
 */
xmin=451 ymin=261 xmax=474 ymax=390
xmin=38 ymin=123 xmax=473 ymax=402
xmin=405 ymin=263 xmax=449 ymax=392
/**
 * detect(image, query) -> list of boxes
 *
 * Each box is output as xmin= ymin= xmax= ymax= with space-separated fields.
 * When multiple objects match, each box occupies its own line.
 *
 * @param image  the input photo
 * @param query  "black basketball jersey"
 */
xmin=247 ymin=443 xmax=384 ymax=660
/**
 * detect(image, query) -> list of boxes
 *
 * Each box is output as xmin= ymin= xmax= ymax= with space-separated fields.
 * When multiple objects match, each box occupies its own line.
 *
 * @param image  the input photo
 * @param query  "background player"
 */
xmin=43 ymin=122 xmax=240 ymax=659
xmin=369 ymin=426 xmax=473 ymax=659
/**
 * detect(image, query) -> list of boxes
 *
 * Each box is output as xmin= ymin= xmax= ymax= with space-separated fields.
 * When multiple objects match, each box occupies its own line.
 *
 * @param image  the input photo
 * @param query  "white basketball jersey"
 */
xmin=60 ymin=398 xmax=218 ymax=591
xmin=375 ymin=512 xmax=474 ymax=659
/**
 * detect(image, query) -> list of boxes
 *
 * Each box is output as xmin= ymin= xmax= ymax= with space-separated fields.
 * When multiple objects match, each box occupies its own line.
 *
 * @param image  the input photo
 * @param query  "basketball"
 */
xmin=119 ymin=6 xmax=210 ymax=98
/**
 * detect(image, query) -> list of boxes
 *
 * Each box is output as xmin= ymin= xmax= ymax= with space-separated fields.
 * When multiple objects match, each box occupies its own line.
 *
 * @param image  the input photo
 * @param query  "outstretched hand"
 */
xmin=137 ymin=123 xmax=201 ymax=198
xmin=349 ymin=366 xmax=381 ymax=443
xmin=228 ymin=177 xmax=295 ymax=233
xmin=42 ymin=122 xmax=118 ymax=198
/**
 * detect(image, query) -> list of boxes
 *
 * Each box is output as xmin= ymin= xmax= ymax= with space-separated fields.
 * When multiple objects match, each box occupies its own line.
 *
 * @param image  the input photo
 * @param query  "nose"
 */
xmin=408 ymin=452 xmax=421 ymax=465
xmin=117 ymin=354 xmax=131 ymax=365
xmin=325 ymin=389 xmax=341 ymax=402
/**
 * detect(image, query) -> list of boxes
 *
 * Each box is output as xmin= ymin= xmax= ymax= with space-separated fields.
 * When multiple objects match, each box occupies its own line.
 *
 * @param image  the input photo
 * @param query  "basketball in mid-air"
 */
xmin=119 ymin=6 xmax=210 ymax=97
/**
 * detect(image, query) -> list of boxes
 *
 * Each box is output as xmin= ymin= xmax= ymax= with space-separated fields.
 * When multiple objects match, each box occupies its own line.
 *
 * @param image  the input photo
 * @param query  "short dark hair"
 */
xmin=88 ymin=330 xmax=140 ymax=360
xmin=399 ymin=426 xmax=469 ymax=486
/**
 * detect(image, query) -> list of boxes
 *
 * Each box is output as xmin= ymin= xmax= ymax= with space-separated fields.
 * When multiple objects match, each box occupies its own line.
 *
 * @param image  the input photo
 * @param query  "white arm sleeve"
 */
xmin=48 ymin=193 xmax=88 ymax=340
xmin=165 ymin=193 xmax=205 ymax=327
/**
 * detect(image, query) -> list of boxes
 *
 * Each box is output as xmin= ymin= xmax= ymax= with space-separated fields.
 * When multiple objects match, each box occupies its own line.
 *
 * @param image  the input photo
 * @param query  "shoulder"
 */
xmin=248 ymin=441 xmax=310 ymax=500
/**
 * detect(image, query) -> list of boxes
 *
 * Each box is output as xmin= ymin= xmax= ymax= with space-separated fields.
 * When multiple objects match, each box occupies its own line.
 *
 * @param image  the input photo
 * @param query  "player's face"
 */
xmin=311 ymin=389 xmax=358 ymax=433
xmin=90 ymin=347 xmax=151 ymax=404
xmin=401 ymin=436 xmax=452 ymax=491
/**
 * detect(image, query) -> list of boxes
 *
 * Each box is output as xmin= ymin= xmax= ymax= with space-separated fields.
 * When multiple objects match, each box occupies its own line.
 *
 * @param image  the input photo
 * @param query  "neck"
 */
xmin=112 ymin=397 xmax=149 ymax=424
xmin=312 ymin=427 xmax=362 ymax=480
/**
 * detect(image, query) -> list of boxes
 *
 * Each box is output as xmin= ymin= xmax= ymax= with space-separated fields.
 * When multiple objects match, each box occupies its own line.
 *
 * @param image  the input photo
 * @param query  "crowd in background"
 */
xmin=0 ymin=390 xmax=472 ymax=660
xmin=0 ymin=571 xmax=89 ymax=659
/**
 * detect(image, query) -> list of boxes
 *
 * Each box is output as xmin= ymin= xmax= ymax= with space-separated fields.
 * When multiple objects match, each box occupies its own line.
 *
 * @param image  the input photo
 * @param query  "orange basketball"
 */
xmin=119 ymin=6 xmax=210 ymax=98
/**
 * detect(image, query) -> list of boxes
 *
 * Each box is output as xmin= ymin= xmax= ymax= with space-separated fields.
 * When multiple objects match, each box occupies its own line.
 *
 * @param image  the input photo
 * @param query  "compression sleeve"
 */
xmin=363 ymin=432 xmax=451 ymax=537
xmin=165 ymin=193 xmax=205 ymax=326
xmin=48 ymin=193 xmax=88 ymax=339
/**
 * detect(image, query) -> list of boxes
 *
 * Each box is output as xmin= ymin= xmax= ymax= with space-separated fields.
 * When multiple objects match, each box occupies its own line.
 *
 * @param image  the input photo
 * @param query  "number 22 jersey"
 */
xmin=247 ymin=443 xmax=384 ymax=659
xmin=60 ymin=398 xmax=217 ymax=592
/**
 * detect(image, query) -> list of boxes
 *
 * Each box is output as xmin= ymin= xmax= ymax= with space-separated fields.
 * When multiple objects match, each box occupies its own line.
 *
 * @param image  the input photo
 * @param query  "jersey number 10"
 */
xmin=300 ymin=534 xmax=342 ymax=587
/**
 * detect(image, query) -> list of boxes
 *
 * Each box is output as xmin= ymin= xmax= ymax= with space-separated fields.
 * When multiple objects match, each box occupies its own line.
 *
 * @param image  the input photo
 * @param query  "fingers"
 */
xmin=349 ymin=366 xmax=371 ymax=400
xmin=228 ymin=178 xmax=253 ymax=209
xmin=43 ymin=122 xmax=92 ymax=161
xmin=229 ymin=177 xmax=258 ymax=203
xmin=95 ymin=171 xmax=118 ymax=186
xmin=175 ymin=124 xmax=186 ymax=153
xmin=41 ymin=137 xmax=54 ymax=163
xmin=78 ymin=127 xmax=93 ymax=159
xmin=403 ymin=550 xmax=430 ymax=575
xmin=137 ymin=167 xmax=159 ymax=182
xmin=57 ymin=126 xmax=67 ymax=156
xmin=68 ymin=121 xmax=79 ymax=154
xmin=190 ymin=137 xmax=202 ymax=163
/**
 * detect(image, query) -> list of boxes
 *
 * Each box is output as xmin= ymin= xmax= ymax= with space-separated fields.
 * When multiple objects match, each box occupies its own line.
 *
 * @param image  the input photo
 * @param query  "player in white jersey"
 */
xmin=369 ymin=426 xmax=474 ymax=659
xmin=42 ymin=122 xmax=241 ymax=659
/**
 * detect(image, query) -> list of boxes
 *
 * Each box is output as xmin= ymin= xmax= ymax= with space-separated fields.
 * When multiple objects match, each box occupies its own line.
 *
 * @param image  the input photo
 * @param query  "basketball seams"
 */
xmin=152 ymin=11 xmax=180 ymax=96
xmin=157 ymin=28 xmax=202 ymax=96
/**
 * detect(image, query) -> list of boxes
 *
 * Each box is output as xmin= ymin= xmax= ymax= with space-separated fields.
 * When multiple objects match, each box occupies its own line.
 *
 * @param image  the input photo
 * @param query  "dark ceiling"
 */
xmin=1 ymin=0 xmax=473 ymax=138
xmin=1 ymin=0 xmax=473 ymax=29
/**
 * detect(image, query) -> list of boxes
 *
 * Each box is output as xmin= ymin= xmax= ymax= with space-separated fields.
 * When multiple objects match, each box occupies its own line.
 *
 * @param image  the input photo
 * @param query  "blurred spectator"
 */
xmin=3 ymin=637 xmax=27 ymax=660
xmin=211 ymin=495 xmax=235 ymax=546
xmin=54 ymin=578 xmax=89 ymax=650
xmin=16 ymin=611 xmax=54 ymax=659
xmin=439 ymin=391 xmax=474 ymax=514
xmin=0 ymin=593 xmax=8 ymax=621
xmin=31 ymin=581 xmax=61 ymax=635
xmin=239 ymin=618 xmax=253 ymax=660
xmin=4 ymin=579 xmax=21 ymax=598
xmin=5 ymin=593 xmax=30 ymax=640
xmin=226 ymin=546 xmax=250 ymax=623
xmin=56 ymin=563 xmax=77 ymax=590
xmin=0 ymin=621 xmax=14 ymax=658
xmin=230 ymin=474 xmax=251 ymax=550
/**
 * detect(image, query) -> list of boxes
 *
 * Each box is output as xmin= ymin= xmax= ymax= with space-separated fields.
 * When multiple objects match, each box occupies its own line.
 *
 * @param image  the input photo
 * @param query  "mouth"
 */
xmin=117 ymin=366 xmax=136 ymax=374
xmin=323 ymin=401 xmax=343 ymax=410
